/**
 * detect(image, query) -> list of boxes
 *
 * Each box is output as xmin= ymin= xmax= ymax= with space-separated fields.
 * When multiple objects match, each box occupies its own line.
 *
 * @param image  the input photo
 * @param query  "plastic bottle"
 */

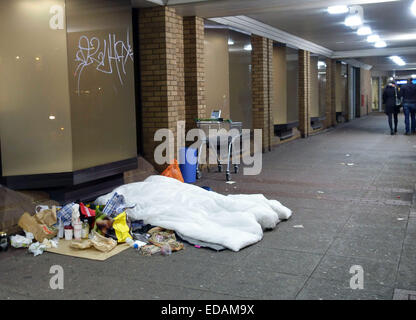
xmin=126 ymin=238 xmax=147 ymax=250
xmin=81 ymin=219 xmax=89 ymax=239
xmin=73 ymin=221 xmax=82 ymax=240
xmin=58 ymin=219 xmax=64 ymax=239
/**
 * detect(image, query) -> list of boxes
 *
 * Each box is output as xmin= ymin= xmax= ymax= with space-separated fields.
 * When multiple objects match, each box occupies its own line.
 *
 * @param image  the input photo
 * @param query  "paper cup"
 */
xmin=64 ymin=229 xmax=73 ymax=241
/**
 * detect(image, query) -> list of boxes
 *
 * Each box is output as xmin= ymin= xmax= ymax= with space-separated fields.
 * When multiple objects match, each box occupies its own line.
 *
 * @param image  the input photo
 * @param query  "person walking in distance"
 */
xmin=383 ymin=81 xmax=401 ymax=135
xmin=399 ymin=78 xmax=416 ymax=135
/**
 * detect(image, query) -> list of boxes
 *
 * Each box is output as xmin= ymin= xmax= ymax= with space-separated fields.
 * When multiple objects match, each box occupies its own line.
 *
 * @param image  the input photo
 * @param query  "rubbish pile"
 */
xmin=6 ymin=192 xmax=185 ymax=257
xmin=2 ymin=160 xmax=293 ymax=256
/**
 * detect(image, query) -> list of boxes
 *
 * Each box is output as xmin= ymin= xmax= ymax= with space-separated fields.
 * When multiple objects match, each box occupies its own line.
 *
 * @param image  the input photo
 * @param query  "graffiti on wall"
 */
xmin=74 ymin=29 xmax=134 ymax=95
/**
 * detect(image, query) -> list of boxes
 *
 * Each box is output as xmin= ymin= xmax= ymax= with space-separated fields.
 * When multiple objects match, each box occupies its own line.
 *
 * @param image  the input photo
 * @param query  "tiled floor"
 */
xmin=1 ymin=113 xmax=416 ymax=300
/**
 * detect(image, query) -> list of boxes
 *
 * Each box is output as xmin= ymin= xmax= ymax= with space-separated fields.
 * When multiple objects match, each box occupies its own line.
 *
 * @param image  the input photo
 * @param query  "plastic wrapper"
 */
xmin=148 ymin=228 xmax=184 ymax=252
xmin=70 ymin=239 xmax=93 ymax=250
xmin=42 ymin=238 xmax=58 ymax=249
xmin=10 ymin=235 xmax=32 ymax=248
xmin=140 ymin=244 xmax=161 ymax=256
xmin=160 ymin=159 xmax=184 ymax=182
xmin=91 ymin=230 xmax=117 ymax=252
xmin=28 ymin=242 xmax=47 ymax=256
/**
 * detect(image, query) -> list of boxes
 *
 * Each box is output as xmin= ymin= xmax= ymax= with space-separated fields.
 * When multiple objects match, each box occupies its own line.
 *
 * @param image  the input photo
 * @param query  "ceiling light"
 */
xmin=228 ymin=39 xmax=234 ymax=45
xmin=344 ymin=14 xmax=362 ymax=27
xmin=389 ymin=56 xmax=406 ymax=66
xmin=49 ymin=115 xmax=56 ymax=120
xmin=367 ymin=34 xmax=380 ymax=43
xmin=412 ymin=74 xmax=416 ymax=79
xmin=318 ymin=61 xmax=327 ymax=68
xmin=244 ymin=44 xmax=252 ymax=51
xmin=357 ymin=26 xmax=372 ymax=36
xmin=328 ymin=5 xmax=349 ymax=14
xmin=412 ymin=0 xmax=416 ymax=16
xmin=374 ymin=40 xmax=387 ymax=48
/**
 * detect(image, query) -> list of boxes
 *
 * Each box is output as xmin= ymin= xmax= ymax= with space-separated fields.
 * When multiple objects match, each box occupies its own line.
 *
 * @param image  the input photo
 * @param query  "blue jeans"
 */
xmin=403 ymin=103 xmax=416 ymax=133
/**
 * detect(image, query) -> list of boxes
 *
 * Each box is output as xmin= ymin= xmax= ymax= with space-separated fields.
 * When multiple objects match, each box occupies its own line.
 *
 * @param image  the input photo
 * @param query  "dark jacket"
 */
xmin=399 ymin=83 xmax=416 ymax=104
xmin=383 ymin=85 xmax=399 ymax=114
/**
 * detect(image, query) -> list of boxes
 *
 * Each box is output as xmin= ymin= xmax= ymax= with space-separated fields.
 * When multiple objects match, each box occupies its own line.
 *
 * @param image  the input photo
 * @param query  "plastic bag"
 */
xmin=148 ymin=227 xmax=184 ymax=252
xmin=161 ymin=159 xmax=184 ymax=183
xmin=28 ymin=242 xmax=47 ymax=256
xmin=140 ymin=244 xmax=162 ymax=256
xmin=91 ymin=230 xmax=117 ymax=252
xmin=42 ymin=238 xmax=58 ymax=249
xmin=70 ymin=239 xmax=92 ymax=250
xmin=112 ymin=212 xmax=132 ymax=243
xmin=10 ymin=235 xmax=32 ymax=248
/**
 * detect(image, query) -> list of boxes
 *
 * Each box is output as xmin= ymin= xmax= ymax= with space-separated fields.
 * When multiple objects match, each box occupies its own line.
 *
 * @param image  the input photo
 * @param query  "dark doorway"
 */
xmin=354 ymin=67 xmax=361 ymax=118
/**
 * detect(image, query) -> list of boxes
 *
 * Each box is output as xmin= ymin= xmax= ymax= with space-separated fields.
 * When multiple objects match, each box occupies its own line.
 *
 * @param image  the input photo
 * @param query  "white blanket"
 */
xmin=95 ymin=175 xmax=292 ymax=251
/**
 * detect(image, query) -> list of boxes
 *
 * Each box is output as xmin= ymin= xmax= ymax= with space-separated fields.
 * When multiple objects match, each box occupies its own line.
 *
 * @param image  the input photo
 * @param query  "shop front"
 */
xmin=0 ymin=0 xmax=139 ymax=202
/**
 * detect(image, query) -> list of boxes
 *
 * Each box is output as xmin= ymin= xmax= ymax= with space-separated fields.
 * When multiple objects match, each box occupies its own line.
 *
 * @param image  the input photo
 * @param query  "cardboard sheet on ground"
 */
xmin=46 ymin=240 xmax=129 ymax=261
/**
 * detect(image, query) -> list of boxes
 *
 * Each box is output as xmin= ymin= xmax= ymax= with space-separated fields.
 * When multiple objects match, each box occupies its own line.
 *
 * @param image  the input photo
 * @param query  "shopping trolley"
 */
xmin=195 ymin=119 xmax=243 ymax=181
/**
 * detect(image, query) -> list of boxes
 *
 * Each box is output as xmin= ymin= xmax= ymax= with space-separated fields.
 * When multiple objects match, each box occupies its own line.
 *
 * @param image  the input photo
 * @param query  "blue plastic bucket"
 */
xmin=179 ymin=147 xmax=197 ymax=183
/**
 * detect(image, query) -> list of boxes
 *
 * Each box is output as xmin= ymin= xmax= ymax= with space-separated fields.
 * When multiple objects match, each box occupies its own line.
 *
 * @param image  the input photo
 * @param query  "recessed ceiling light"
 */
xmin=345 ymin=14 xmax=362 ymax=27
xmin=367 ymin=34 xmax=380 ymax=43
xmin=412 ymin=74 xmax=416 ymax=79
xmin=389 ymin=56 xmax=406 ymax=66
xmin=328 ymin=5 xmax=349 ymax=14
xmin=374 ymin=40 xmax=387 ymax=48
xmin=228 ymin=39 xmax=234 ymax=45
xmin=412 ymin=0 xmax=416 ymax=16
xmin=357 ymin=26 xmax=372 ymax=36
xmin=49 ymin=115 xmax=56 ymax=120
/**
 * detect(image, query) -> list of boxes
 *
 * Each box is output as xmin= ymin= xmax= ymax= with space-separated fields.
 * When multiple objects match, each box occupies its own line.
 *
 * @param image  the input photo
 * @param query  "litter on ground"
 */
xmin=5 ymin=173 xmax=293 ymax=259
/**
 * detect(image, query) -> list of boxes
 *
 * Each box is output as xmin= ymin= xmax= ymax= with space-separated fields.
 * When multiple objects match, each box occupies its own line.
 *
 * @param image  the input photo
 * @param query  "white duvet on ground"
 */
xmin=95 ymin=175 xmax=292 ymax=251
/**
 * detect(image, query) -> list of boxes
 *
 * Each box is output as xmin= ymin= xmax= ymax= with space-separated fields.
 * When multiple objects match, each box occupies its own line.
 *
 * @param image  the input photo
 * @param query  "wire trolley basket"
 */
xmin=195 ymin=119 xmax=243 ymax=181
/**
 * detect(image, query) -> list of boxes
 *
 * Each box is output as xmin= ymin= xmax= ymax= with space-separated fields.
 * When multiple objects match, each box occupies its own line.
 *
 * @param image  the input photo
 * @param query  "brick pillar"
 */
xmin=298 ymin=50 xmax=311 ymax=138
xmin=138 ymin=7 xmax=185 ymax=169
xmin=252 ymin=35 xmax=273 ymax=152
xmin=183 ymin=16 xmax=206 ymax=132
xmin=324 ymin=58 xmax=335 ymax=128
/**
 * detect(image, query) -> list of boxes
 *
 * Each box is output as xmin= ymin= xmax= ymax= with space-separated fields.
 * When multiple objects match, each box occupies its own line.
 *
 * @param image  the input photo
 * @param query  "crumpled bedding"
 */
xmin=95 ymin=175 xmax=292 ymax=251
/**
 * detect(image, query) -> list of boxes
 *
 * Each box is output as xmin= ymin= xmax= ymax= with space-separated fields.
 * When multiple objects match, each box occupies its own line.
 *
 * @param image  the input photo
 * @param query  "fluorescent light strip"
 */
xmin=389 ymin=55 xmax=406 ymax=66
xmin=328 ymin=5 xmax=349 ymax=14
